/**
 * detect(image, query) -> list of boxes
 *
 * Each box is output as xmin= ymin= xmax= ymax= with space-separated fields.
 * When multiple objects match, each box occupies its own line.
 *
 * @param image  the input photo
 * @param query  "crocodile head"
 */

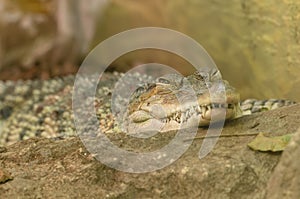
xmin=123 ymin=68 xmax=241 ymax=134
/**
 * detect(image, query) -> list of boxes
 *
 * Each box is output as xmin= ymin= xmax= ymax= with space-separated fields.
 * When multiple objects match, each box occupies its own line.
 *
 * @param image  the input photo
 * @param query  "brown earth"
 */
xmin=0 ymin=104 xmax=300 ymax=198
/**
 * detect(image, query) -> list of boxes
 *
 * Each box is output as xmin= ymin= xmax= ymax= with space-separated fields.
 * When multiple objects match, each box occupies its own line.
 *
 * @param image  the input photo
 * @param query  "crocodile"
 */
xmin=0 ymin=71 xmax=296 ymax=146
xmin=123 ymin=68 xmax=295 ymax=133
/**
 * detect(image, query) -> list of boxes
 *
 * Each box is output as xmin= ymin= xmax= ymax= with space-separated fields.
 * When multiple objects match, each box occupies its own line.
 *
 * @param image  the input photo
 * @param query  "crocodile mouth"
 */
xmin=125 ymin=102 xmax=241 ymax=133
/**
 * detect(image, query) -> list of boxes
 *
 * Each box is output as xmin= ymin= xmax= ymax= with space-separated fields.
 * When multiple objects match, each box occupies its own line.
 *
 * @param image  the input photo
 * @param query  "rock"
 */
xmin=0 ymin=168 xmax=12 ymax=184
xmin=0 ymin=104 xmax=299 ymax=198
xmin=267 ymin=127 xmax=300 ymax=199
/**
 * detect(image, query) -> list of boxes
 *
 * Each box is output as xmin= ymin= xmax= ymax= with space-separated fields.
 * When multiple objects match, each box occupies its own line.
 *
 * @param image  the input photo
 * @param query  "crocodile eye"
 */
xmin=210 ymin=69 xmax=221 ymax=80
xmin=157 ymin=77 xmax=170 ymax=84
xmin=211 ymin=69 xmax=219 ymax=76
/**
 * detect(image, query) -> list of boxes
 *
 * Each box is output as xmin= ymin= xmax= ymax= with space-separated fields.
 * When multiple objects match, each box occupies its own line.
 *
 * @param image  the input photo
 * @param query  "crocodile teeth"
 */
xmin=185 ymin=110 xmax=189 ymax=118
xmin=161 ymin=118 xmax=167 ymax=123
xmin=196 ymin=106 xmax=201 ymax=114
xmin=192 ymin=105 xmax=198 ymax=113
xmin=201 ymin=106 xmax=207 ymax=114
xmin=221 ymin=104 xmax=227 ymax=108
xmin=211 ymin=103 xmax=219 ymax=108
xmin=207 ymin=105 xmax=211 ymax=111
xmin=155 ymin=103 xmax=236 ymax=125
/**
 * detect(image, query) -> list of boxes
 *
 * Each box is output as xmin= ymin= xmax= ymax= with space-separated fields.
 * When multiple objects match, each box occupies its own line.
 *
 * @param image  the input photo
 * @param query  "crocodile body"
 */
xmin=0 ymin=71 xmax=296 ymax=146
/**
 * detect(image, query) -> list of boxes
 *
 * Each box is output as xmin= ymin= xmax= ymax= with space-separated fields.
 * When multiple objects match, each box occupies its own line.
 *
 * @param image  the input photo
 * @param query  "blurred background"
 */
xmin=0 ymin=0 xmax=299 ymax=101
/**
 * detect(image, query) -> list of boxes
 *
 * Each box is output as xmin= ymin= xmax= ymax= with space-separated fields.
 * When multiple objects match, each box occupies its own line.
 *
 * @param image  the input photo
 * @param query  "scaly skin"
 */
xmin=123 ymin=69 xmax=242 ymax=133
xmin=123 ymin=69 xmax=295 ymax=133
